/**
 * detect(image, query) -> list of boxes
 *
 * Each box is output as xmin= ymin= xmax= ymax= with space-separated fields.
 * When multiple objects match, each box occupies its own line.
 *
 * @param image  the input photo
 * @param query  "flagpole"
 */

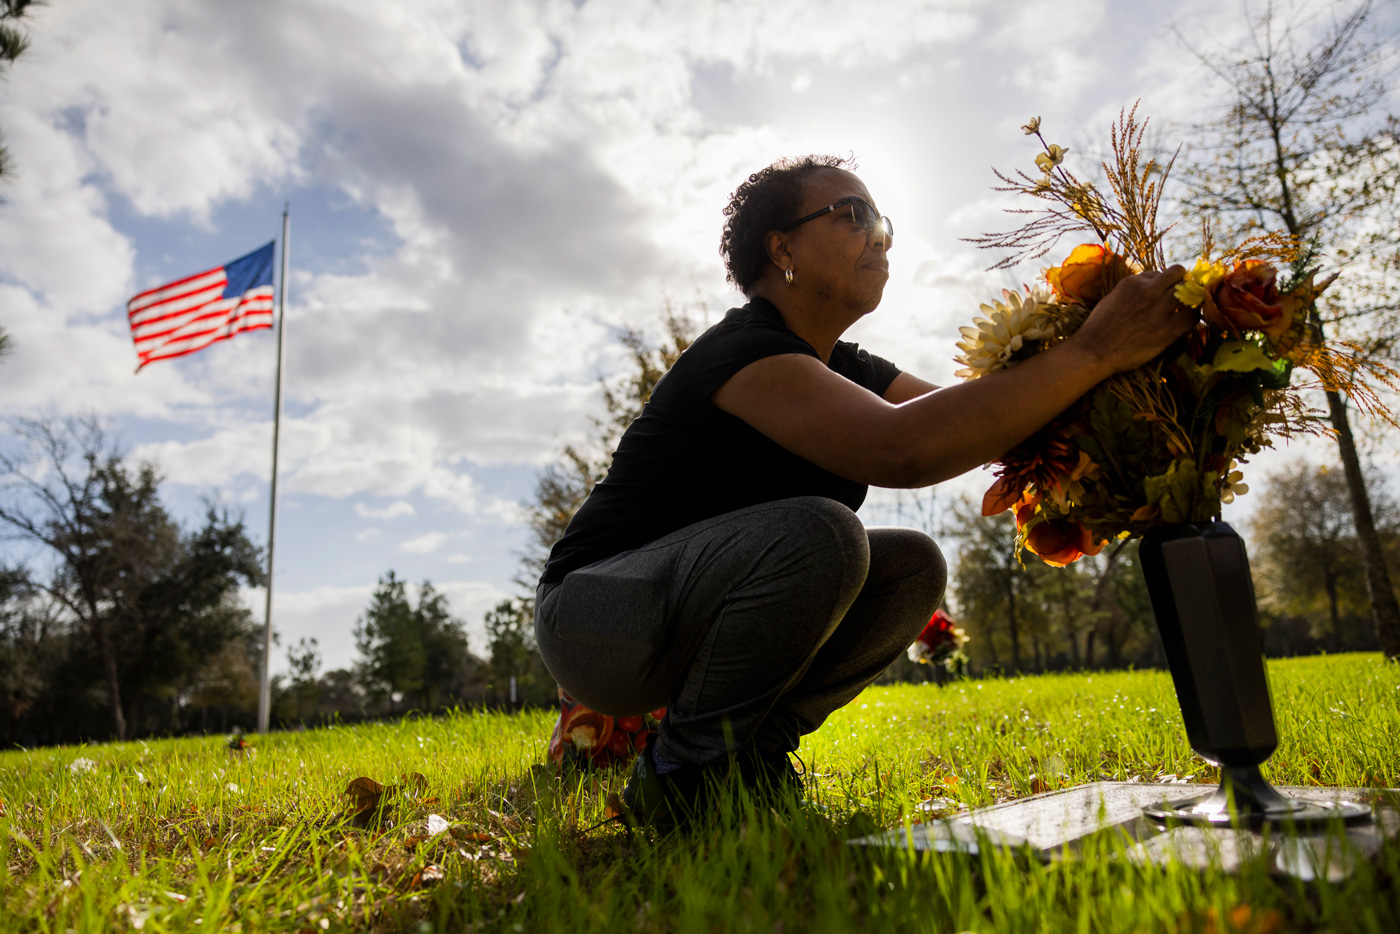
xmin=257 ymin=206 xmax=290 ymax=734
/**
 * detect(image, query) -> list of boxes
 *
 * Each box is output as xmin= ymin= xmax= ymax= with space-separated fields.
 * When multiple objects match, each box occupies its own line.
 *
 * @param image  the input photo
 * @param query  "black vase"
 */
xmin=1138 ymin=520 xmax=1369 ymax=827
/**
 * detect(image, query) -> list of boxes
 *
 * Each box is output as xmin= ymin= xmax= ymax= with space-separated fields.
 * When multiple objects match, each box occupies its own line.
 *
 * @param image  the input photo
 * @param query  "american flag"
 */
xmin=127 ymin=241 xmax=276 ymax=370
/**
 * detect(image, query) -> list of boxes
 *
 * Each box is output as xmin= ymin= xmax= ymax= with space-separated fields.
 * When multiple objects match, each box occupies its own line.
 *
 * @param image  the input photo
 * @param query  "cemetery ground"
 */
xmin=1 ymin=654 xmax=1397 ymax=933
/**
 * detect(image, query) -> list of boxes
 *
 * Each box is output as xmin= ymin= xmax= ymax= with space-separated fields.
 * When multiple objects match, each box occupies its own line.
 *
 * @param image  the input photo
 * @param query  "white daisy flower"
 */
xmin=954 ymin=288 xmax=1056 ymax=380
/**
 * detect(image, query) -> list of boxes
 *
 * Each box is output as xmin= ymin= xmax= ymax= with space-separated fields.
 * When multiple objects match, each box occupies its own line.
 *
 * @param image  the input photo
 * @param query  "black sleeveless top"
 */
xmin=540 ymin=297 xmax=900 ymax=583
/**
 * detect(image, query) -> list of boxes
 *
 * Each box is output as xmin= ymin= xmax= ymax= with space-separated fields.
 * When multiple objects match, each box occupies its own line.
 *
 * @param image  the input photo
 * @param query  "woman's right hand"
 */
xmin=1070 ymin=266 xmax=1193 ymax=374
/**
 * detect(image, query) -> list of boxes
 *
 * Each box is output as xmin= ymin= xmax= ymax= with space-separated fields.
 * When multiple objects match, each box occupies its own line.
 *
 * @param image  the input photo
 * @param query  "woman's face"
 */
xmin=782 ymin=168 xmax=891 ymax=315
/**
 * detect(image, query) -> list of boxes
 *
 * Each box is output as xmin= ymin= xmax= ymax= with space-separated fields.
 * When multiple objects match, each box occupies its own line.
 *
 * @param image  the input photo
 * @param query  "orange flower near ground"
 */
xmin=559 ymin=705 xmax=612 ymax=754
xmin=1022 ymin=515 xmax=1105 ymax=567
xmin=1204 ymin=260 xmax=1294 ymax=337
xmin=548 ymin=690 xmax=668 ymax=770
xmin=1045 ymin=243 xmax=1134 ymax=306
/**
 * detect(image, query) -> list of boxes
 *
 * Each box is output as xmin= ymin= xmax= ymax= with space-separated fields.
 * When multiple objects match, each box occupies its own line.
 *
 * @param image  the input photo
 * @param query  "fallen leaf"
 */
xmin=410 ymin=864 xmax=444 ymax=889
xmin=344 ymin=777 xmax=393 ymax=818
xmin=1030 ymin=775 xmax=1051 ymax=794
xmin=604 ymin=793 xmax=627 ymax=820
xmin=345 ymin=777 xmax=386 ymax=812
xmin=402 ymin=835 xmax=429 ymax=849
xmin=401 ymin=773 xmax=429 ymax=796
xmin=1197 ymin=905 xmax=1287 ymax=934
xmin=450 ymin=828 xmax=492 ymax=843
xmin=426 ymin=814 xmax=450 ymax=837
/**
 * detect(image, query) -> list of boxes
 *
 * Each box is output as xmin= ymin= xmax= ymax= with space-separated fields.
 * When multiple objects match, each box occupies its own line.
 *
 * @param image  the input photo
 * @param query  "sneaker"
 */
xmin=619 ymin=742 xmax=706 ymax=834
xmin=736 ymin=747 xmax=806 ymax=803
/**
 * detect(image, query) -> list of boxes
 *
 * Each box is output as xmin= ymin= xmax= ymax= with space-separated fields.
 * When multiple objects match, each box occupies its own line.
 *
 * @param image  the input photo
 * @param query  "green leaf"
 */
xmin=1142 ymin=459 xmax=1202 ymax=525
xmin=1173 ymin=354 xmax=1217 ymax=398
xmin=1211 ymin=341 xmax=1275 ymax=374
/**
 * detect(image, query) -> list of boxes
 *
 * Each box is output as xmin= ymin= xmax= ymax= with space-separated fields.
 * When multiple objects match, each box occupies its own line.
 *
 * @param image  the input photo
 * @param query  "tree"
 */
xmin=1176 ymin=0 xmax=1400 ymax=656
xmin=1 ymin=564 xmax=47 ymax=745
xmin=482 ymin=598 xmax=553 ymax=706
xmin=0 ymin=0 xmax=38 ymax=183
xmin=0 ymin=417 xmax=266 ymax=741
xmin=947 ymin=497 xmax=1044 ymax=673
xmin=1 ymin=2 xmax=40 ymax=362
xmin=286 ymin=637 xmax=321 ymax=723
xmin=1248 ymin=462 xmax=1395 ymax=650
xmin=518 ymin=304 xmax=699 ymax=588
xmin=353 ymin=572 xmax=472 ymax=712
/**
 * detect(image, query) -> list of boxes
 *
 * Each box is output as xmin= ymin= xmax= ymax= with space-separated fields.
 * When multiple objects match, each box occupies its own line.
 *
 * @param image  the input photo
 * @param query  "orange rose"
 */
xmin=1203 ymin=260 xmax=1294 ymax=337
xmin=1046 ymin=243 xmax=1134 ymax=306
xmin=1024 ymin=518 xmax=1105 ymax=567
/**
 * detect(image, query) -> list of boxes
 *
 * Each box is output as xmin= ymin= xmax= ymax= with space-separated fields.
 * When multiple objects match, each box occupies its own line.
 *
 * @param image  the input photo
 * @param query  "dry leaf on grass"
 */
xmin=1196 ymin=905 xmax=1287 ymax=934
xmin=409 ymin=864 xmax=445 ymax=889
xmin=450 ymin=827 xmax=493 ymax=843
xmin=344 ymin=777 xmax=386 ymax=814
xmin=343 ymin=773 xmax=432 ymax=827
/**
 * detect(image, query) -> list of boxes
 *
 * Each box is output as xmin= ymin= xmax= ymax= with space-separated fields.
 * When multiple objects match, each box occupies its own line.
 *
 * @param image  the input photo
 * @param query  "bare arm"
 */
xmin=712 ymin=267 xmax=1190 ymax=489
xmin=882 ymin=371 xmax=940 ymax=403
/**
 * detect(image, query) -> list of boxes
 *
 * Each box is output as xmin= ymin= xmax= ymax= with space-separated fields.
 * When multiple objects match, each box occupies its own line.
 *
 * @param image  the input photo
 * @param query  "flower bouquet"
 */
xmin=906 ymin=609 xmax=969 ymax=680
xmin=547 ymin=689 xmax=667 ymax=771
xmin=957 ymin=108 xmax=1397 ymax=565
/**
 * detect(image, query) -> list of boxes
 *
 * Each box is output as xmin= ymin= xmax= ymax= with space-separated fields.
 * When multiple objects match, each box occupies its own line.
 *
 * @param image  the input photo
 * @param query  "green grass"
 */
xmin=2 ymin=653 xmax=1398 ymax=933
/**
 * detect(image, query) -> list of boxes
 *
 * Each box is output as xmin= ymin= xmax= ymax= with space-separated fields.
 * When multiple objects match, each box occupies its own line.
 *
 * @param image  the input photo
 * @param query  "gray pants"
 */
xmin=534 ymin=496 xmax=946 ymax=768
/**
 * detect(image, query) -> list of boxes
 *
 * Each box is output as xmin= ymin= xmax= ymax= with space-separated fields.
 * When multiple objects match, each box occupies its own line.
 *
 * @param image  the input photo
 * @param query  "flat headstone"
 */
xmin=851 ymin=782 xmax=1399 ymax=880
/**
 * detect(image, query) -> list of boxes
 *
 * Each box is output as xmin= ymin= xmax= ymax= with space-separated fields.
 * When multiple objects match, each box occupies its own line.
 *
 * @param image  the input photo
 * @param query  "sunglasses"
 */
xmin=785 ymin=196 xmax=893 ymax=240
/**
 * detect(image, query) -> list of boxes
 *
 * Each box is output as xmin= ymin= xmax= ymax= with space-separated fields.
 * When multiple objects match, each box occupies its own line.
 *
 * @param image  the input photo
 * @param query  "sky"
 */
xmin=2 ymin=0 xmax=1396 ymax=674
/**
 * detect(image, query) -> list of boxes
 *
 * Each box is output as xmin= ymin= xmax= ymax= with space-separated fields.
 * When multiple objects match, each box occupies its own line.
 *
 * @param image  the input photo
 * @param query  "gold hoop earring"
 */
xmin=784 ymin=268 xmax=794 ymax=285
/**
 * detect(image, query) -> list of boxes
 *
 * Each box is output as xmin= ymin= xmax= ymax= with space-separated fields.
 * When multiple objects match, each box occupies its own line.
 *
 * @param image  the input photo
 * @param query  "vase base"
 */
xmin=1143 ymin=764 xmax=1373 ymax=830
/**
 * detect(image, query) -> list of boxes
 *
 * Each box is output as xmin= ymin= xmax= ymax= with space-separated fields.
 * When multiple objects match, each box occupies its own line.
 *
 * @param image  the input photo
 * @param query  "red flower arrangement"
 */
xmin=547 ymin=690 xmax=667 ymax=771
xmin=907 ymin=609 xmax=970 ymax=676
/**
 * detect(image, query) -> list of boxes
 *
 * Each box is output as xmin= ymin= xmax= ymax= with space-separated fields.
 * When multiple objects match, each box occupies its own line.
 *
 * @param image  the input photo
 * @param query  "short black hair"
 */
xmin=719 ymin=154 xmax=855 ymax=294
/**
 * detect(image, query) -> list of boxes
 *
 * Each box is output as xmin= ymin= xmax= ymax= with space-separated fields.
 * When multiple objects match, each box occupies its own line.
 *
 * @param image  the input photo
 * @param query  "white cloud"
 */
xmin=401 ymin=531 xmax=448 ymax=554
xmin=355 ymin=500 xmax=416 ymax=520
xmin=8 ymin=0 xmax=1370 ymax=647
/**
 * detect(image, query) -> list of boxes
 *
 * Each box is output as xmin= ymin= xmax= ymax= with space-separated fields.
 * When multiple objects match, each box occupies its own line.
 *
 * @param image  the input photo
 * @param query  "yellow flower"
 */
xmin=954 ymin=287 xmax=1056 ymax=380
xmin=1174 ymin=257 xmax=1227 ymax=307
xmin=1035 ymin=144 xmax=1067 ymax=173
xmin=1022 ymin=116 xmax=1041 ymax=135
xmin=1219 ymin=460 xmax=1249 ymax=505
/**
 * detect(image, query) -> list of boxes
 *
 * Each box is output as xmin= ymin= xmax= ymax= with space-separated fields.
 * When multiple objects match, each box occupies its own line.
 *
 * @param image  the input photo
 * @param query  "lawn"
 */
xmin=2 ymin=654 xmax=1397 ymax=933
